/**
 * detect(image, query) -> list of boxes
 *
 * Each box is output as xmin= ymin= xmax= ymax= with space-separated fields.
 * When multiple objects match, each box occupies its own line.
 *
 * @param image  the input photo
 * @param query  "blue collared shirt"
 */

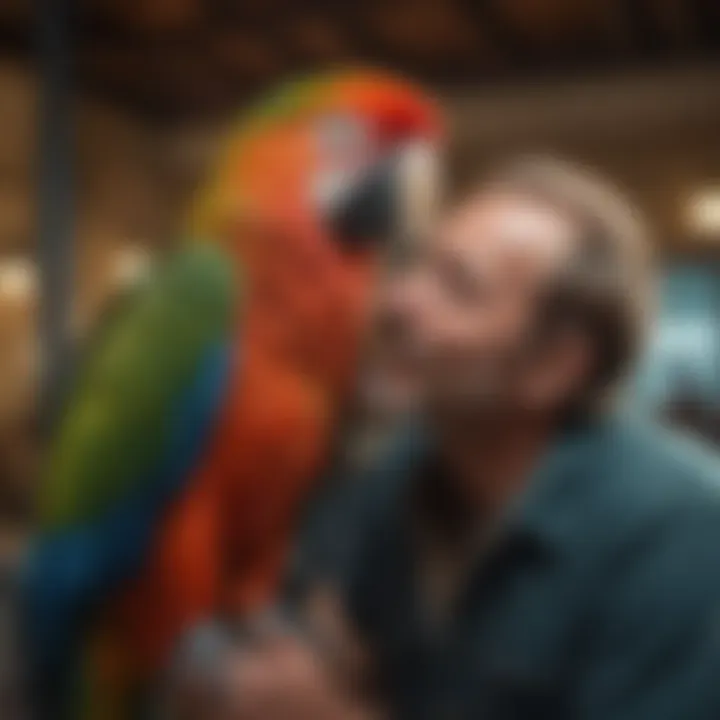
xmin=289 ymin=415 xmax=720 ymax=720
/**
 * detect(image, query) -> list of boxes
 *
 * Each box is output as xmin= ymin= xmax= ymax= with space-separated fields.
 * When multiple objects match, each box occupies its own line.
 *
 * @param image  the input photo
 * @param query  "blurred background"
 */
xmin=0 ymin=0 xmax=719 ymax=557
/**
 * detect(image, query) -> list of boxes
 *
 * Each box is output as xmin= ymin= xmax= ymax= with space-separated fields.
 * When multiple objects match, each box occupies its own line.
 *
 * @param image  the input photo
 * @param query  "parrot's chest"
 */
xmin=204 ymin=342 xmax=335 ymax=530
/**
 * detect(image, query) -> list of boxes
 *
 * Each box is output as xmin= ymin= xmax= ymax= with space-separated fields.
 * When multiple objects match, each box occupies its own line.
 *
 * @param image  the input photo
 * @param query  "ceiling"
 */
xmin=1 ymin=0 xmax=720 ymax=119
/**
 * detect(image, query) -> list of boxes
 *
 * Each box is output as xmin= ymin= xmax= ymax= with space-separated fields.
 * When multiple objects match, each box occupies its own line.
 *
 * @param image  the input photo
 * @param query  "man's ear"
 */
xmin=519 ymin=326 xmax=595 ymax=412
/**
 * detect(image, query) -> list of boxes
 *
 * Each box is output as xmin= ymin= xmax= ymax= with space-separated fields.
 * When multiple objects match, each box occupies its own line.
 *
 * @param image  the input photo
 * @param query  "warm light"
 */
xmin=686 ymin=187 xmax=720 ymax=238
xmin=113 ymin=245 xmax=152 ymax=287
xmin=0 ymin=257 xmax=36 ymax=301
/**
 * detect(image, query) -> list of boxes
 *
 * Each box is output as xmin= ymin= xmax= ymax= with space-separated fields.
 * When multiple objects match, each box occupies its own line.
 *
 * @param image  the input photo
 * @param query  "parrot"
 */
xmin=22 ymin=68 xmax=442 ymax=719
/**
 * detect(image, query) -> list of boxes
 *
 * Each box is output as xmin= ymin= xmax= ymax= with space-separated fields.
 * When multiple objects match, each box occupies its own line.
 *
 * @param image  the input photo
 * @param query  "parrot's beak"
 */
xmin=327 ymin=141 xmax=440 ymax=251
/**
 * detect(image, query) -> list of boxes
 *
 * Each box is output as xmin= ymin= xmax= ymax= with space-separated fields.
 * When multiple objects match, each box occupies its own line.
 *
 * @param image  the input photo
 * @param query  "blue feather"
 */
xmin=22 ymin=342 xmax=233 ymax=717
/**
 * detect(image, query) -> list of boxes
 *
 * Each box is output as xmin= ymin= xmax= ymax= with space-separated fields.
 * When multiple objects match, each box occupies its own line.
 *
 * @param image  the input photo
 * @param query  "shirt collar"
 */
xmin=499 ymin=414 xmax=619 ymax=557
xmin=402 ymin=414 xmax=619 ymax=561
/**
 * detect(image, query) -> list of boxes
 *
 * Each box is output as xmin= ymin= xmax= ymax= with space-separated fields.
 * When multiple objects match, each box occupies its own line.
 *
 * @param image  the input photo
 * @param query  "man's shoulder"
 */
xmin=583 ymin=416 xmax=720 ymax=578
xmin=571 ymin=420 xmax=720 ymax=654
xmin=605 ymin=418 xmax=720 ymax=515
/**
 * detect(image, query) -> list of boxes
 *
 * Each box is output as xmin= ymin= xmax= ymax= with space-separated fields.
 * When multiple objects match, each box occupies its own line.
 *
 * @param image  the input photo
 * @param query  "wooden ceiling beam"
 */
xmin=460 ymin=0 xmax=526 ymax=66
xmin=620 ymin=0 xmax=674 ymax=56
xmin=650 ymin=0 xmax=704 ymax=49
xmin=690 ymin=0 xmax=720 ymax=50
xmin=0 ymin=15 xmax=30 ymax=58
xmin=3 ymin=0 xmax=720 ymax=120
xmin=79 ymin=0 xmax=204 ymax=34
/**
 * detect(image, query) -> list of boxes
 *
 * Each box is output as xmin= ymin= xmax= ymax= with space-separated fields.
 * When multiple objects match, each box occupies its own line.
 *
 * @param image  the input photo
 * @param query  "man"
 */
xmin=178 ymin=156 xmax=720 ymax=720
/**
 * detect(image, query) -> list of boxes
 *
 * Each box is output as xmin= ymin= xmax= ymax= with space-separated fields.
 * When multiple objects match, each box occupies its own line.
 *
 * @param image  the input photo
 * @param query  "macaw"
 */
xmin=23 ymin=69 xmax=442 ymax=719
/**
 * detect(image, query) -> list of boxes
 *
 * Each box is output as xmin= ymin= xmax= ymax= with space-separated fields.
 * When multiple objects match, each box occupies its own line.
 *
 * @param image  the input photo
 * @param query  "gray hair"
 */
xmin=481 ymin=155 xmax=656 ymax=410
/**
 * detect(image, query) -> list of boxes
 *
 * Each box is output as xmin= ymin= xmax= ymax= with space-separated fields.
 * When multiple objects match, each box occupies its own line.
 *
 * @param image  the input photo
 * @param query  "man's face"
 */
xmin=378 ymin=189 xmax=577 ymax=414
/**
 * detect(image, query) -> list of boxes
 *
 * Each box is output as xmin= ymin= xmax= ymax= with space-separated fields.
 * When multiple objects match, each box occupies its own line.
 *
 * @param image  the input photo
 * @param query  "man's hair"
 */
xmin=481 ymin=155 xmax=656 ymax=411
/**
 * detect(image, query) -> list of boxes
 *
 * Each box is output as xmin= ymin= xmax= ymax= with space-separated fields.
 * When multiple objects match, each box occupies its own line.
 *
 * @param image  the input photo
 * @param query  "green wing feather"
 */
xmin=39 ymin=244 xmax=238 ymax=530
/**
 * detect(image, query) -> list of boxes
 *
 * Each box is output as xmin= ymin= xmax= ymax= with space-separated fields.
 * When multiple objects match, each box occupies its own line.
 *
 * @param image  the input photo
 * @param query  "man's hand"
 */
xmin=164 ymin=591 xmax=380 ymax=720
xmin=221 ymin=632 xmax=381 ymax=720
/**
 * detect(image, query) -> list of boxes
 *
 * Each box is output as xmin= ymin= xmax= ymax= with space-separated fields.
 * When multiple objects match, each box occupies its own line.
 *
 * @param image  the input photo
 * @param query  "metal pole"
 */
xmin=37 ymin=0 xmax=75 ymax=434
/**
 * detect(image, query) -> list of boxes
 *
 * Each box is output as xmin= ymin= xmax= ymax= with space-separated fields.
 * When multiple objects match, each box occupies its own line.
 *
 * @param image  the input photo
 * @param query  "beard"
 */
xmin=420 ymin=353 xmax=527 ymax=421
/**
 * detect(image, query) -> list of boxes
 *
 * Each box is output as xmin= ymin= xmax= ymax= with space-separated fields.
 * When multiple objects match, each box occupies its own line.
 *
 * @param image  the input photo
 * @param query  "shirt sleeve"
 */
xmin=573 ymin=503 xmax=720 ymax=720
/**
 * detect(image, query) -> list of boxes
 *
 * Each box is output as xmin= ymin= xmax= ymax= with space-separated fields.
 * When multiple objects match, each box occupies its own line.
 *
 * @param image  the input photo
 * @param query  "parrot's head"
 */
xmin=192 ymin=68 xmax=443 ymax=392
xmin=193 ymin=67 xmax=442 ymax=250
